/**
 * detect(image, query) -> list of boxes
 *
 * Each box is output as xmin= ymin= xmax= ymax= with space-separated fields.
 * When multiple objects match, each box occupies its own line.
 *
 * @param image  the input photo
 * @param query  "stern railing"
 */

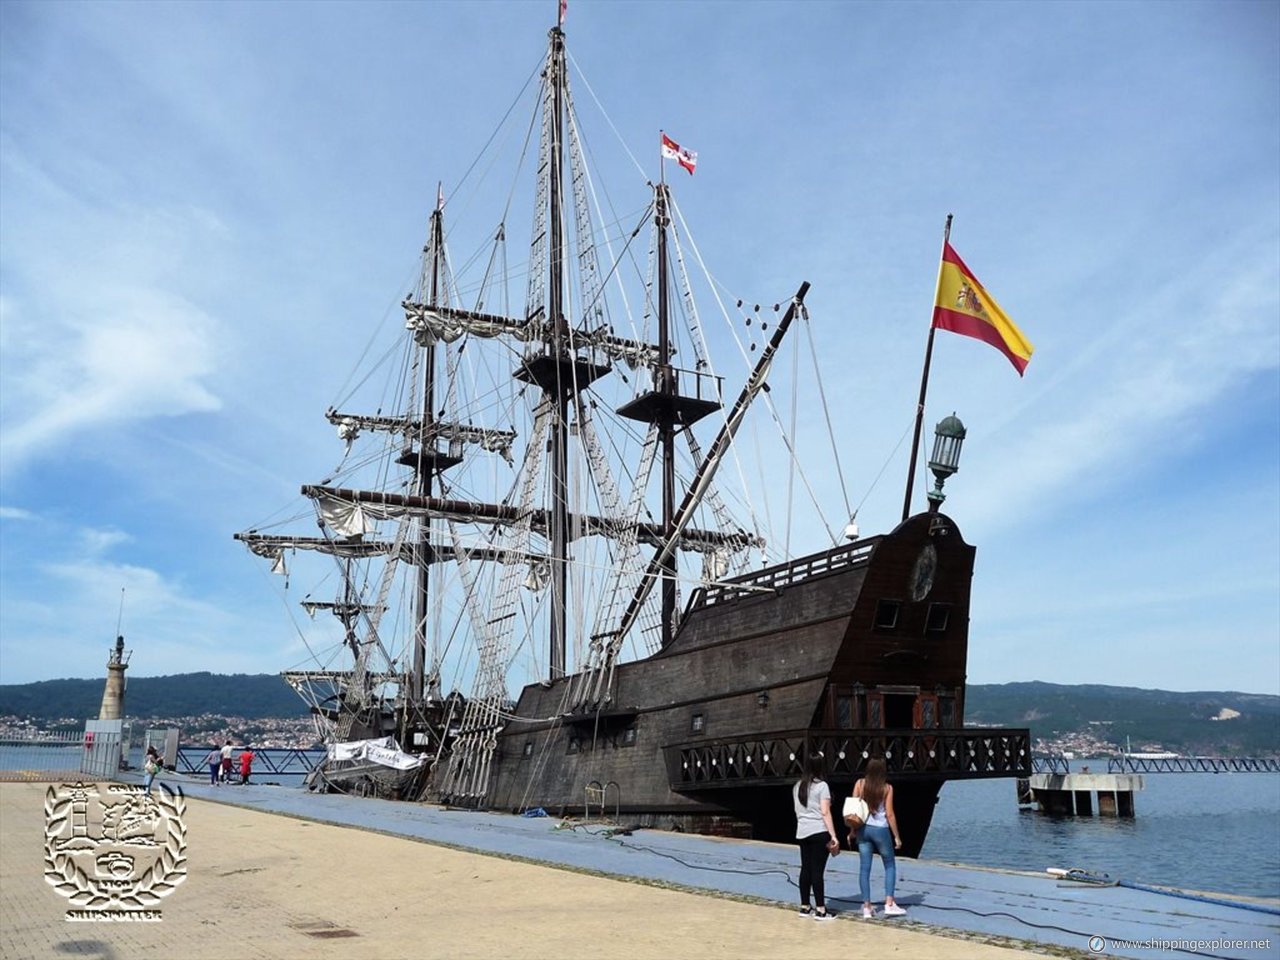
xmin=664 ymin=727 xmax=1031 ymax=790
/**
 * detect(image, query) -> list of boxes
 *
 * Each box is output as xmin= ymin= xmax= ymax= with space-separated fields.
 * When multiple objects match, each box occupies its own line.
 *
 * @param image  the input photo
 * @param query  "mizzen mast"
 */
xmin=614 ymin=282 xmax=811 ymax=648
xmin=616 ymin=183 xmax=721 ymax=647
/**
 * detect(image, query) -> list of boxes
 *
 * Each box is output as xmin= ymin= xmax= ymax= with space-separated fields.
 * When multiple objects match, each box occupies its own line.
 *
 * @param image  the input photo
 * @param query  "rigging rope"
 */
xmin=801 ymin=303 xmax=853 ymax=523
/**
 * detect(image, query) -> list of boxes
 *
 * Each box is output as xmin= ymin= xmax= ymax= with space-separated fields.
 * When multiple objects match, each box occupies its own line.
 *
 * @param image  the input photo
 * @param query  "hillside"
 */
xmin=0 ymin=672 xmax=304 ymax=721
xmin=1 ymin=674 xmax=1277 ymax=755
xmin=964 ymin=682 xmax=1280 ymax=756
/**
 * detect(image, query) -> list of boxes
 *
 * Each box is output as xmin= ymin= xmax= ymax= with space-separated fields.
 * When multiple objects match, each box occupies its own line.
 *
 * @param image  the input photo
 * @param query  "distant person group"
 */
xmin=793 ymin=754 xmax=907 ymax=921
xmin=201 ymin=740 xmax=255 ymax=785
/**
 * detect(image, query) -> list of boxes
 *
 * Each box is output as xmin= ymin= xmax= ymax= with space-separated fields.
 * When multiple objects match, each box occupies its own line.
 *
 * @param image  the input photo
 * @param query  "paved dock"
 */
xmin=4 ymin=773 xmax=1277 ymax=959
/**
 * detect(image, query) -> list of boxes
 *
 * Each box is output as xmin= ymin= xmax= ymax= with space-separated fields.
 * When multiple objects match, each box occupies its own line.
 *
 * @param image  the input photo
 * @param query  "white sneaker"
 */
xmin=861 ymin=905 xmax=875 ymax=919
xmin=883 ymin=903 xmax=907 ymax=917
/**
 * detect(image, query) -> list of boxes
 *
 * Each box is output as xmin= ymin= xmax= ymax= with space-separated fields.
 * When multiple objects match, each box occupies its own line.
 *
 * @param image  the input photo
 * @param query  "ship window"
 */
xmin=926 ymin=603 xmax=951 ymax=633
xmin=941 ymin=694 xmax=957 ymax=727
xmin=622 ymin=727 xmax=637 ymax=746
xmin=691 ymin=713 xmax=705 ymax=734
xmin=875 ymin=599 xmax=901 ymax=630
xmin=836 ymin=696 xmax=852 ymax=729
xmin=523 ymin=741 xmax=533 ymax=757
xmin=867 ymin=696 xmax=883 ymax=728
xmin=919 ymin=696 xmax=938 ymax=728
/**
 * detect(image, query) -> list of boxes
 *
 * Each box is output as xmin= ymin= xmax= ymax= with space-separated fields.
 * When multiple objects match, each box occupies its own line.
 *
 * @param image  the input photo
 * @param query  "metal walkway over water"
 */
xmin=1108 ymin=756 xmax=1280 ymax=774
xmin=1030 ymin=755 xmax=1070 ymax=775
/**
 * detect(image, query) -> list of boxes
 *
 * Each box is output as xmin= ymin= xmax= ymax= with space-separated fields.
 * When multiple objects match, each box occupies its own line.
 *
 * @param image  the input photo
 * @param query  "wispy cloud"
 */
xmin=961 ymin=231 xmax=1280 ymax=531
xmin=79 ymin=527 xmax=132 ymax=555
xmin=0 ymin=506 xmax=35 ymax=520
xmin=4 ymin=552 xmax=296 ymax=681
xmin=0 ymin=281 xmax=223 ymax=473
xmin=0 ymin=138 xmax=226 ymax=475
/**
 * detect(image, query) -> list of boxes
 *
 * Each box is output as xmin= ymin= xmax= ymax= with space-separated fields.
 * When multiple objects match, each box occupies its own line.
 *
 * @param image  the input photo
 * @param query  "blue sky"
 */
xmin=1 ymin=1 xmax=1277 ymax=695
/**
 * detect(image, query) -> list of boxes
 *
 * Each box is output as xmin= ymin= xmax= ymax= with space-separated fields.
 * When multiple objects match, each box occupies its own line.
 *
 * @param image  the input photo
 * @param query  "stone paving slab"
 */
xmin=142 ymin=771 xmax=1280 ymax=960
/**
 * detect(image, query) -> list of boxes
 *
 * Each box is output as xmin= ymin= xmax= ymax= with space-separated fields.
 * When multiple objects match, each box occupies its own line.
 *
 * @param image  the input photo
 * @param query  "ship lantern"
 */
xmin=926 ymin=413 xmax=966 ymax=511
xmin=843 ymin=512 xmax=859 ymax=541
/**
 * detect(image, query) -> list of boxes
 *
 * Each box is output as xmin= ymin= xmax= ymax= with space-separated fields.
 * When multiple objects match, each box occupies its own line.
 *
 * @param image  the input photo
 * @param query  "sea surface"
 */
xmin=922 ymin=772 xmax=1280 ymax=900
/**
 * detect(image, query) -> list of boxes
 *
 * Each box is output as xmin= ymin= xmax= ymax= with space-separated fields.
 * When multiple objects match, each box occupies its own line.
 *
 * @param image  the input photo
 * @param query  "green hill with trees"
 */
xmin=0 ymin=672 xmax=304 ymax=721
xmin=964 ymin=681 xmax=1280 ymax=756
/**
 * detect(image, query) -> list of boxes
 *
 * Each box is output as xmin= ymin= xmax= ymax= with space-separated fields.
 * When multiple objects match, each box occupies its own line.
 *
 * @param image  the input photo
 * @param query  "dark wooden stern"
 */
xmin=483 ymin=511 xmax=1031 ymax=857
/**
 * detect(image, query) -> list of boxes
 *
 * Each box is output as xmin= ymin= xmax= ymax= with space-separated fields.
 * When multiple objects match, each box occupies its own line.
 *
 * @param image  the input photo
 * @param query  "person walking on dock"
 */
xmin=793 ymin=753 xmax=839 ymax=920
xmin=204 ymin=744 xmax=223 ymax=785
xmin=852 ymin=758 xmax=906 ymax=919
xmin=239 ymin=745 xmax=255 ymax=785
xmin=220 ymin=740 xmax=234 ymax=783
xmin=142 ymin=745 xmax=162 ymax=795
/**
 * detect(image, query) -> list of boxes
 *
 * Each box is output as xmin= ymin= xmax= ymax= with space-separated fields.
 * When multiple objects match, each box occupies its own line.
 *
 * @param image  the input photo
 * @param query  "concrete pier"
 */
xmin=1029 ymin=772 xmax=1143 ymax=816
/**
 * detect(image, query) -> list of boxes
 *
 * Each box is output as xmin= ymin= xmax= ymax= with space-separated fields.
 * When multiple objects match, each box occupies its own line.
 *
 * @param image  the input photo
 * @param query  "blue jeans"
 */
xmin=858 ymin=825 xmax=896 ymax=903
xmin=143 ymin=770 xmax=156 ymax=793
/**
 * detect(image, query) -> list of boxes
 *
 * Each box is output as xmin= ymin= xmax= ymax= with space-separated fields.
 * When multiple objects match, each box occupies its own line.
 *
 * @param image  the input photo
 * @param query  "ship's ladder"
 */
xmin=573 ymin=408 xmax=662 ymax=709
xmin=440 ymin=400 xmax=551 ymax=801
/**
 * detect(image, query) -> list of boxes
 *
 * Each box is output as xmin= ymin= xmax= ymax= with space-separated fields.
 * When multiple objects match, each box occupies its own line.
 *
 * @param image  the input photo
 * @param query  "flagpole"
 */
xmin=902 ymin=213 xmax=952 ymax=522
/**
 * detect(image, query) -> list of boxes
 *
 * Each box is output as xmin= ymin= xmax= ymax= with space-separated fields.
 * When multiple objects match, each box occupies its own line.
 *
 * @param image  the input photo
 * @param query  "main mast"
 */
xmin=513 ymin=25 xmax=609 ymax=680
xmin=547 ymin=25 xmax=569 ymax=680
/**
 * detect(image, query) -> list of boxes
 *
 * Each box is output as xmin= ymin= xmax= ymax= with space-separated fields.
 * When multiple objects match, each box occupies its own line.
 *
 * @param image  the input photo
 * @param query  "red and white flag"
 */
xmin=661 ymin=133 xmax=697 ymax=175
xmin=559 ymin=0 xmax=567 ymax=26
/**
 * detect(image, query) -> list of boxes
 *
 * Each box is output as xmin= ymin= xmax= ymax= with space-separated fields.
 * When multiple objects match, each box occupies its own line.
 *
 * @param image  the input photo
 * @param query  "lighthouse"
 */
xmin=97 ymin=635 xmax=130 ymax=720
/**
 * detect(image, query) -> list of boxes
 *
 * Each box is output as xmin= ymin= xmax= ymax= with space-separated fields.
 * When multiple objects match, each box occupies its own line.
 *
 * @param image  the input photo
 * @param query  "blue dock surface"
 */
xmin=147 ymin=773 xmax=1279 ymax=960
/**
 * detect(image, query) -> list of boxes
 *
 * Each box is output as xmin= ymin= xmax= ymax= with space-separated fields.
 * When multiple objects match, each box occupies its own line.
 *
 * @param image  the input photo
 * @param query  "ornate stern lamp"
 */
xmin=926 ymin=413 xmax=966 ymax=512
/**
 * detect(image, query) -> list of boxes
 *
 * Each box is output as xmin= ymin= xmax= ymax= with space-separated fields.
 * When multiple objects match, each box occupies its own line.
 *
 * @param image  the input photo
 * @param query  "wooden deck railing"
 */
xmin=664 ymin=727 xmax=1032 ymax=789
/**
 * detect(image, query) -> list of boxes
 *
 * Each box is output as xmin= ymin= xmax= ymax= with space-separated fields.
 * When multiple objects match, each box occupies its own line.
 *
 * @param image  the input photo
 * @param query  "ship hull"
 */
xmin=469 ymin=512 xmax=1031 ymax=855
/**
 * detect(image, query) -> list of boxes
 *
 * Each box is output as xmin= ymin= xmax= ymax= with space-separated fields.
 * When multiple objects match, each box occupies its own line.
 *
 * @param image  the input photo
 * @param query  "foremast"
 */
xmin=408 ymin=187 xmax=449 ymax=714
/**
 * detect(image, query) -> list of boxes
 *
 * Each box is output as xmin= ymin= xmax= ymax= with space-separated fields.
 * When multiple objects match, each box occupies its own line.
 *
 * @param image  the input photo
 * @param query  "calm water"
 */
xmin=923 ymin=773 xmax=1280 ymax=899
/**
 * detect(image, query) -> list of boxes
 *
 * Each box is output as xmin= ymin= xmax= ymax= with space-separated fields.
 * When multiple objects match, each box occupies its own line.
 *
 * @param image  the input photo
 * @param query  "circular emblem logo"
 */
xmin=44 ymin=782 xmax=188 ymax=918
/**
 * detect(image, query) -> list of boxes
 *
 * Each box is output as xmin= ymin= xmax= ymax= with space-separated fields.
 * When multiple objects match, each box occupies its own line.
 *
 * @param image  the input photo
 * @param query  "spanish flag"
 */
xmin=932 ymin=242 xmax=1033 ymax=375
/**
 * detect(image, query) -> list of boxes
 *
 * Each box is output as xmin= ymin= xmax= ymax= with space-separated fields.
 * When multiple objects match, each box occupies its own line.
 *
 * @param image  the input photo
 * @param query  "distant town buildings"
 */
xmin=0 ymin=713 xmax=322 ymax=749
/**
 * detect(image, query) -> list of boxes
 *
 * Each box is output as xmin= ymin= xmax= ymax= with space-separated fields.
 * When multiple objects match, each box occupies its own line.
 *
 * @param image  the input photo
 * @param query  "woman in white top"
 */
xmin=852 ymin=757 xmax=906 ymax=918
xmin=792 ymin=753 xmax=839 ymax=920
